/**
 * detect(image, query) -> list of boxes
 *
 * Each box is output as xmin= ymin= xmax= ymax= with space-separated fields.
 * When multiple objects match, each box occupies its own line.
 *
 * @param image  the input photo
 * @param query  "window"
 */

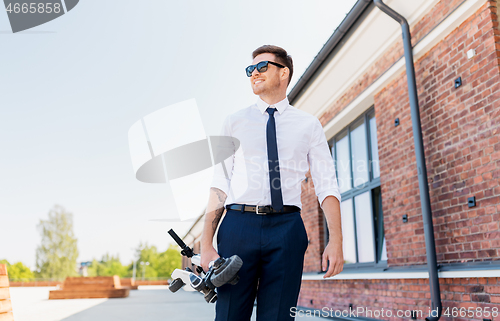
xmin=328 ymin=108 xmax=386 ymax=268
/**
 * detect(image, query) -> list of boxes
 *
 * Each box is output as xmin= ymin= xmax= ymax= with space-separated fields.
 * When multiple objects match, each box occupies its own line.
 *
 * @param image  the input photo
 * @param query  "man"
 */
xmin=201 ymin=45 xmax=343 ymax=321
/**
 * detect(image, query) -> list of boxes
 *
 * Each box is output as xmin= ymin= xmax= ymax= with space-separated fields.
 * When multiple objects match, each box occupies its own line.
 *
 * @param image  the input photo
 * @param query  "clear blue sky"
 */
xmin=0 ymin=0 xmax=357 ymax=269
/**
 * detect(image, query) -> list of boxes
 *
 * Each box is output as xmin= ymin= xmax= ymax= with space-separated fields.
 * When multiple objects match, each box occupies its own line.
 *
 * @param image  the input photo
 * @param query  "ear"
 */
xmin=281 ymin=67 xmax=289 ymax=82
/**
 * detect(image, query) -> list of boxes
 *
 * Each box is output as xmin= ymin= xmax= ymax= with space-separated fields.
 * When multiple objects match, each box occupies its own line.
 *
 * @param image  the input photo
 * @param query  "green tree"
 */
xmin=35 ymin=205 xmax=79 ymax=280
xmin=156 ymin=245 xmax=181 ymax=277
xmin=135 ymin=243 xmax=158 ymax=278
xmin=133 ymin=242 xmax=181 ymax=278
xmin=86 ymin=259 xmax=104 ymax=277
xmin=86 ymin=254 xmax=129 ymax=277
xmin=0 ymin=260 xmax=35 ymax=281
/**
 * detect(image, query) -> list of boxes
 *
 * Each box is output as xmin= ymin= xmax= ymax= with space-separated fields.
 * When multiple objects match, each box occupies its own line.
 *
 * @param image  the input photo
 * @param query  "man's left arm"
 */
xmin=307 ymin=118 xmax=344 ymax=278
xmin=321 ymin=196 xmax=343 ymax=278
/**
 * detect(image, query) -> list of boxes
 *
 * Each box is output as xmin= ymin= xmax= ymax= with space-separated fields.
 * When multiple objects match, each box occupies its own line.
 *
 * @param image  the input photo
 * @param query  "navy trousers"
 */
xmin=215 ymin=208 xmax=308 ymax=321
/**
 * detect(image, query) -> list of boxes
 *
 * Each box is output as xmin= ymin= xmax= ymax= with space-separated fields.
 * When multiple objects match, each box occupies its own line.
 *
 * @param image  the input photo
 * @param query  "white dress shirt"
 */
xmin=210 ymin=97 xmax=341 ymax=209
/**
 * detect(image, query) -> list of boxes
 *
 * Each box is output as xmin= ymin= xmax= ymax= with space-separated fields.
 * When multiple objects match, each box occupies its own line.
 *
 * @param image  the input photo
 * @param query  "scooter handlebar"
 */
xmin=168 ymin=229 xmax=195 ymax=258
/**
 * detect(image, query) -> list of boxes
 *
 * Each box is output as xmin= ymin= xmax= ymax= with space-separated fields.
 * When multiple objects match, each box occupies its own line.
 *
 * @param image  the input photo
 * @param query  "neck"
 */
xmin=259 ymin=93 xmax=287 ymax=106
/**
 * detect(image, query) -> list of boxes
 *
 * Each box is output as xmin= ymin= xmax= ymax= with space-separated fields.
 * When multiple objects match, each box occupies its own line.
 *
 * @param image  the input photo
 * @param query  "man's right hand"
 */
xmin=200 ymin=246 xmax=220 ymax=272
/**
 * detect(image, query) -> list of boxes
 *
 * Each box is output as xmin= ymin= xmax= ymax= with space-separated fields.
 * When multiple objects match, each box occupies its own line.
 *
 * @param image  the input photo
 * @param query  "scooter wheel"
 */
xmin=169 ymin=278 xmax=184 ymax=293
xmin=210 ymin=255 xmax=243 ymax=287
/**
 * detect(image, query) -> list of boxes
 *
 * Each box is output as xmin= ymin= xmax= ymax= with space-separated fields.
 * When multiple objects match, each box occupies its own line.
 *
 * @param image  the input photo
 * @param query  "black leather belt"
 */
xmin=225 ymin=204 xmax=301 ymax=215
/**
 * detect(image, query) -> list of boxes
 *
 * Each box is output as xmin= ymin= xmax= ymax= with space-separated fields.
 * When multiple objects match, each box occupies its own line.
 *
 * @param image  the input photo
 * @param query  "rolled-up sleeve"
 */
xmin=307 ymin=118 xmax=341 ymax=207
xmin=210 ymin=115 xmax=235 ymax=196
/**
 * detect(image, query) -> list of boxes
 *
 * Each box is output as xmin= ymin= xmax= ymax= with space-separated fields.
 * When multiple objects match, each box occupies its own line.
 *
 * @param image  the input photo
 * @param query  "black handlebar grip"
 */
xmin=168 ymin=229 xmax=195 ymax=258
xmin=168 ymin=229 xmax=186 ymax=247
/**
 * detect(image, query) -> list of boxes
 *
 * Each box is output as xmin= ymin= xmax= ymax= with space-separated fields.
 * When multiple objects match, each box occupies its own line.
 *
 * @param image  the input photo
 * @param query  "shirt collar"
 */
xmin=256 ymin=97 xmax=290 ymax=115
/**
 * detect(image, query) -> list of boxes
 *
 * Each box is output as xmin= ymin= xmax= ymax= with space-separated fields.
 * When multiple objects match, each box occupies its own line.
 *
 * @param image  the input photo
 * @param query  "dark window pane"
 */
xmin=372 ymin=186 xmax=386 ymax=262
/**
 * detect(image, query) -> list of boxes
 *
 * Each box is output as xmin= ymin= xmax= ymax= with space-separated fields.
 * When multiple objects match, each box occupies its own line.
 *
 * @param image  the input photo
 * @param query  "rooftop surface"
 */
xmin=10 ymin=286 xmax=323 ymax=320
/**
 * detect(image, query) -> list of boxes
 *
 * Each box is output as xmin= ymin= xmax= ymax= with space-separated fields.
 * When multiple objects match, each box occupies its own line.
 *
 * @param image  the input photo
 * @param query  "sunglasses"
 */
xmin=246 ymin=61 xmax=285 ymax=77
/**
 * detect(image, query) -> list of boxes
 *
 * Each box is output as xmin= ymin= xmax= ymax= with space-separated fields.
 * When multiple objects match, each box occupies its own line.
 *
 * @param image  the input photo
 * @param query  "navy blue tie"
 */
xmin=266 ymin=107 xmax=284 ymax=212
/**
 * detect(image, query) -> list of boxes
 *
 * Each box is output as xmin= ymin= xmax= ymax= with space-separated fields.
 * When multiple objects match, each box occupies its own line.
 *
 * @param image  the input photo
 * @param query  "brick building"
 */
xmin=182 ymin=0 xmax=500 ymax=319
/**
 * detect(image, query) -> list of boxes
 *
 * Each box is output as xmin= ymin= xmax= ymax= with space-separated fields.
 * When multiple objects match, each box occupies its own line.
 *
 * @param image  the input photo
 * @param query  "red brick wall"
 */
xmin=297 ymin=1 xmax=500 ymax=318
xmin=299 ymin=277 xmax=500 ymax=321
xmin=375 ymin=1 xmax=500 ymax=266
xmin=300 ymin=0 xmax=486 ymax=274
xmin=300 ymin=1 xmax=500 ymax=271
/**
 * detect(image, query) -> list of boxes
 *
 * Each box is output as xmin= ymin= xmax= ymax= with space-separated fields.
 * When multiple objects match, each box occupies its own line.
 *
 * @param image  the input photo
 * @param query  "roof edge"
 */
xmin=288 ymin=0 xmax=373 ymax=104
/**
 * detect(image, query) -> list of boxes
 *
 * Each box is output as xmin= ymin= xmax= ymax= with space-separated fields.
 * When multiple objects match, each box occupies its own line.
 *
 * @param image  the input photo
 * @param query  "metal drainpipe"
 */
xmin=373 ymin=1 xmax=442 ymax=320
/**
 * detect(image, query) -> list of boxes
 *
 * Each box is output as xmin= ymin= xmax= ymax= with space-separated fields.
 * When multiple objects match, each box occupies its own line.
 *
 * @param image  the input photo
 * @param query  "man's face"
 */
xmin=249 ymin=53 xmax=284 ymax=96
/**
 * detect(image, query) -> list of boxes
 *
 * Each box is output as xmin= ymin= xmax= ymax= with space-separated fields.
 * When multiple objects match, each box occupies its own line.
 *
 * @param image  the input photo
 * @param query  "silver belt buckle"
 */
xmin=256 ymin=205 xmax=266 ymax=215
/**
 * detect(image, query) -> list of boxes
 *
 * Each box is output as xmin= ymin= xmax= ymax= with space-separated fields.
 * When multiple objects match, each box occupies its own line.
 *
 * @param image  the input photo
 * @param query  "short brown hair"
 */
xmin=252 ymin=45 xmax=293 ymax=86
